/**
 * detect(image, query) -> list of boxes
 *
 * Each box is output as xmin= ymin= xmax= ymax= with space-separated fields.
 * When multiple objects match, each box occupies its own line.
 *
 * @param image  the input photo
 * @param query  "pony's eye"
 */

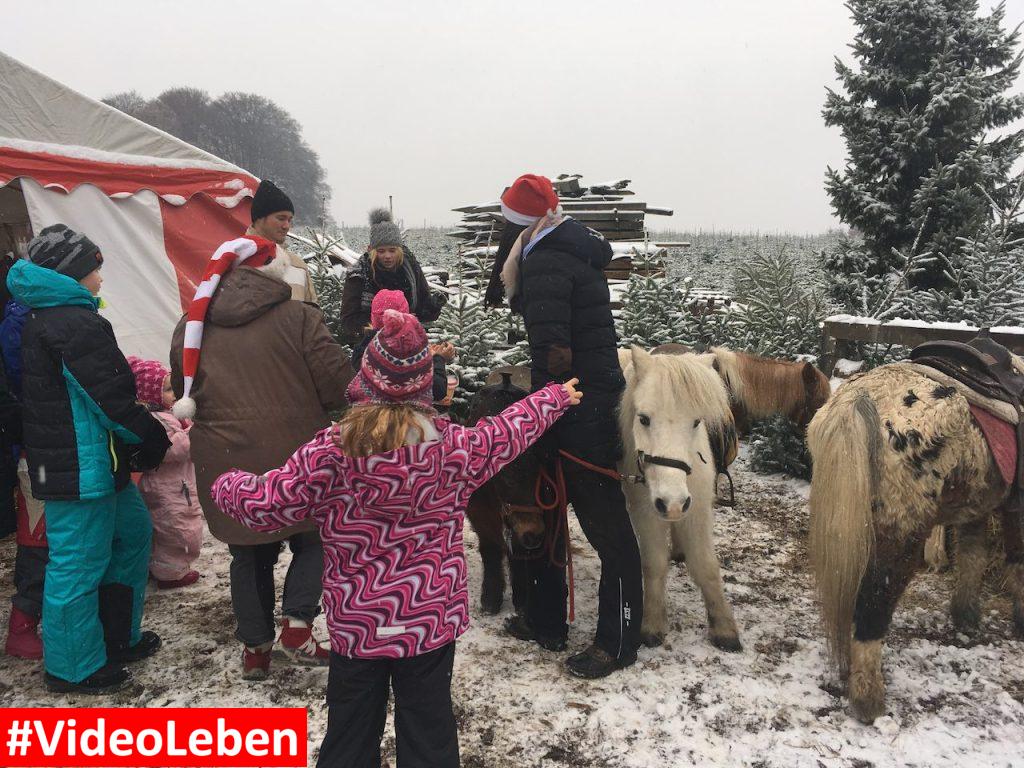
xmin=639 ymin=414 xmax=651 ymax=427
xmin=693 ymin=419 xmax=701 ymax=429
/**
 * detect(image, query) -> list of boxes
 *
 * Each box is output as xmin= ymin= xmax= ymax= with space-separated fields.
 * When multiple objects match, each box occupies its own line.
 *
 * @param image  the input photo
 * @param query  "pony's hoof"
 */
xmin=850 ymin=696 xmax=885 ymax=725
xmin=950 ymin=599 xmax=981 ymax=631
xmin=640 ymin=631 xmax=665 ymax=648
xmin=480 ymin=594 xmax=503 ymax=615
xmin=710 ymin=634 xmax=743 ymax=653
xmin=670 ymin=550 xmax=686 ymax=564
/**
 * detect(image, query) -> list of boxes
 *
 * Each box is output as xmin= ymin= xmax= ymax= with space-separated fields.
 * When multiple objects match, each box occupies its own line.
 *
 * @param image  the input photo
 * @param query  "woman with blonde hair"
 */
xmin=338 ymin=208 xmax=447 ymax=344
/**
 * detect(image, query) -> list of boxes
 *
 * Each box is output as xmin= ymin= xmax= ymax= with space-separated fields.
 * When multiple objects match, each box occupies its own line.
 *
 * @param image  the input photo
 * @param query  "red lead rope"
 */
xmin=532 ymin=450 xmax=627 ymax=624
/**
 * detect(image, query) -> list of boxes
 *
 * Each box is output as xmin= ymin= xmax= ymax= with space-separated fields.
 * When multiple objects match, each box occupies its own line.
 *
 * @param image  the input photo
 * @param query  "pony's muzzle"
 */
xmin=656 ymin=495 xmax=691 ymax=521
xmin=521 ymin=531 xmax=544 ymax=550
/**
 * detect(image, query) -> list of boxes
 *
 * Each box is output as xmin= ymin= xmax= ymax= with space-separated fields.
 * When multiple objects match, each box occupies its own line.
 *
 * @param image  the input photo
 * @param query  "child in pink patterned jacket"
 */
xmin=213 ymin=310 xmax=579 ymax=768
xmin=128 ymin=357 xmax=203 ymax=590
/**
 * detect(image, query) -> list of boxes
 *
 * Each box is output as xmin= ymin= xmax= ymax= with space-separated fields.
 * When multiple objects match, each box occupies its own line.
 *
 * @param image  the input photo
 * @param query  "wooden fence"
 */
xmin=821 ymin=316 xmax=1024 ymax=374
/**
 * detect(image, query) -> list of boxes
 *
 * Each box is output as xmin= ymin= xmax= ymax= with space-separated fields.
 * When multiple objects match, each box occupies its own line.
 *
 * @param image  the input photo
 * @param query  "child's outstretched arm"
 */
xmin=212 ymin=428 xmax=341 ymax=533
xmin=448 ymin=379 xmax=580 ymax=491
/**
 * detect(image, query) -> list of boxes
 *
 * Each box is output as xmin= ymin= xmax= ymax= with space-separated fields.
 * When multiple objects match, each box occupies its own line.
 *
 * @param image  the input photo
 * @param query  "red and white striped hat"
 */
xmin=172 ymin=235 xmax=276 ymax=419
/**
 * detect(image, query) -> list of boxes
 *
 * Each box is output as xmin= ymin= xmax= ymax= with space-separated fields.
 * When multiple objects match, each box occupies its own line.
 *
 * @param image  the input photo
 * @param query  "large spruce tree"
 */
xmin=824 ymin=0 xmax=1024 ymax=289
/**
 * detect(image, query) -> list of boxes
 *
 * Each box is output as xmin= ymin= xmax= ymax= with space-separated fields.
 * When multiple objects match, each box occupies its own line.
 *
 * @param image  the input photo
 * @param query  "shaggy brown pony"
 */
xmin=808 ymin=363 xmax=1024 ymax=723
xmin=706 ymin=347 xmax=831 ymax=432
xmin=637 ymin=345 xmax=831 ymax=433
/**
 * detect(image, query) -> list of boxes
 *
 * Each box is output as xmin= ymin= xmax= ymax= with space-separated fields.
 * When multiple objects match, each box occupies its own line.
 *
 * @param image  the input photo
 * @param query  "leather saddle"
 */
xmin=909 ymin=332 xmax=1024 ymax=404
xmin=910 ymin=331 xmax=1024 ymax=506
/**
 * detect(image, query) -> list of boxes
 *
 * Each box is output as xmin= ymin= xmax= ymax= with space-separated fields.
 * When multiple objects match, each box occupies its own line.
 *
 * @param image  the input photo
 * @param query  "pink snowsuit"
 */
xmin=212 ymin=384 xmax=570 ymax=659
xmin=138 ymin=410 xmax=204 ymax=581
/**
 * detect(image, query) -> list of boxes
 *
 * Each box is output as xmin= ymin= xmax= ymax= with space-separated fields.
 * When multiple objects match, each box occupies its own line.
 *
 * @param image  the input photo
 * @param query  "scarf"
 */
xmin=357 ymin=252 xmax=420 ymax=316
xmin=501 ymin=212 xmax=566 ymax=303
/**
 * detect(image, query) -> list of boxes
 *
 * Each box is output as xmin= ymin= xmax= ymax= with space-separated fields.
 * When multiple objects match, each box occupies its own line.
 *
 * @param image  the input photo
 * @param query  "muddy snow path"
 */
xmin=1 ymin=452 xmax=1022 ymax=767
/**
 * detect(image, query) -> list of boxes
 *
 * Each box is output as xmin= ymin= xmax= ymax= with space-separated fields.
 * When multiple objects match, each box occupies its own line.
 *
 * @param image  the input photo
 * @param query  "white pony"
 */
xmin=618 ymin=347 xmax=743 ymax=651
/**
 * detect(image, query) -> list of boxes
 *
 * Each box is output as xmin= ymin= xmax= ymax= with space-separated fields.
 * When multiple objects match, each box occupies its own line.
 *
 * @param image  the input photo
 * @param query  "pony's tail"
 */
xmin=808 ymin=390 xmax=880 ymax=675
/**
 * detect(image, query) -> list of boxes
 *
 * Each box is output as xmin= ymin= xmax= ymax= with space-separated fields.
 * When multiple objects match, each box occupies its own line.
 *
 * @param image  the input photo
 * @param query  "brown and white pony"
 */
xmin=808 ymin=363 xmax=1024 ymax=723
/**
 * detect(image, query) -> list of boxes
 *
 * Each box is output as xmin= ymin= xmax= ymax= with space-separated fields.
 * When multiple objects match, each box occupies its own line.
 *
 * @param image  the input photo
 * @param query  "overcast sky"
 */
xmin=5 ymin=0 xmax=1024 ymax=233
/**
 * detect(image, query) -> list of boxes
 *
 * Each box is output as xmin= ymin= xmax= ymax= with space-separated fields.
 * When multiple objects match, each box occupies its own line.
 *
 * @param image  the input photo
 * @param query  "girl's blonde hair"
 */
xmin=333 ymin=403 xmax=427 ymax=458
xmin=370 ymin=246 xmax=404 ymax=280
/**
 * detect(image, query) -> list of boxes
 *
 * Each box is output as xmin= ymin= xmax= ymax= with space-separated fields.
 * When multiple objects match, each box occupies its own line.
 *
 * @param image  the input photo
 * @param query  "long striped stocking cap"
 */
xmin=172 ymin=235 xmax=276 ymax=419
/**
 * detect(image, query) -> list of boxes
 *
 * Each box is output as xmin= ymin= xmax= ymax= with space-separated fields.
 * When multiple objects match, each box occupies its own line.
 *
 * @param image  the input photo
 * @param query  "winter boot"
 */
xmin=156 ymin=570 xmax=200 ymax=590
xmin=108 ymin=631 xmax=161 ymax=664
xmin=45 ymin=662 xmax=132 ymax=695
xmin=5 ymin=607 xmax=43 ymax=660
xmin=242 ymin=642 xmax=272 ymax=681
xmin=503 ymin=614 xmax=567 ymax=652
xmin=565 ymin=644 xmax=637 ymax=679
xmin=277 ymin=618 xmax=330 ymax=666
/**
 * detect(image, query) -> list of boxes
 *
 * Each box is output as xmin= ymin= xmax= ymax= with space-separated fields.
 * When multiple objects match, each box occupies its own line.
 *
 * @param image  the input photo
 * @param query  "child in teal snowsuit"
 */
xmin=6 ymin=224 xmax=171 ymax=694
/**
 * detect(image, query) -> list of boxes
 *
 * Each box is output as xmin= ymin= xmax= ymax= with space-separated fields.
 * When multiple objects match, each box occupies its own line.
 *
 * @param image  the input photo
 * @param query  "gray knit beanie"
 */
xmin=368 ymin=208 xmax=403 ymax=250
xmin=28 ymin=224 xmax=103 ymax=281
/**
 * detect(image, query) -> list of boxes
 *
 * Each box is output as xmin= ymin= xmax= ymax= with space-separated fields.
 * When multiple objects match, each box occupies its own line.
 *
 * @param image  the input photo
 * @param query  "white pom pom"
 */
xmin=172 ymin=397 xmax=197 ymax=420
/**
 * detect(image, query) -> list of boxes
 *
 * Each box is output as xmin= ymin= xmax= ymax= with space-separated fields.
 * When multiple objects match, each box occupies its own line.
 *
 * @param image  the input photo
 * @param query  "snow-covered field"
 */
xmin=1 ymin=448 xmax=1022 ymax=767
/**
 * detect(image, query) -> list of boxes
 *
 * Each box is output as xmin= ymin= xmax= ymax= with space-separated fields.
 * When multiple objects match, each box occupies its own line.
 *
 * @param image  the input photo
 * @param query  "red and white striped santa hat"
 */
xmin=172 ymin=235 xmax=277 ymax=420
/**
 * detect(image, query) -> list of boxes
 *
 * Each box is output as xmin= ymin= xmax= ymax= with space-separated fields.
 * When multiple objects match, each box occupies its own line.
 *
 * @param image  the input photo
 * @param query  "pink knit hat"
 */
xmin=347 ymin=310 xmax=434 ymax=410
xmin=370 ymin=289 xmax=410 ymax=329
xmin=128 ymin=356 xmax=170 ymax=410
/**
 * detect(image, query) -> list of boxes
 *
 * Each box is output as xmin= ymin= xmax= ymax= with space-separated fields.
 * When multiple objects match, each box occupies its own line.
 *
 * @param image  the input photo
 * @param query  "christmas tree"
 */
xmin=824 ymin=0 xmax=1024 ymax=289
xmin=429 ymin=252 xmax=517 ymax=418
xmin=912 ymin=178 xmax=1024 ymax=326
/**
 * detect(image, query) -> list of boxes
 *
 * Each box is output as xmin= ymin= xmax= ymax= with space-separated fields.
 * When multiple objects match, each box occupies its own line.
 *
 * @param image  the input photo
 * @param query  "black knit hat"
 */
xmin=251 ymin=180 xmax=294 ymax=223
xmin=27 ymin=224 xmax=103 ymax=281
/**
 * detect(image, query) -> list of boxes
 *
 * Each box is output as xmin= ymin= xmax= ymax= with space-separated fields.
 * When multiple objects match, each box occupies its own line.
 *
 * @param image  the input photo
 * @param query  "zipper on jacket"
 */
xmin=182 ymin=481 xmax=192 ymax=507
xmin=108 ymin=432 xmax=118 ymax=472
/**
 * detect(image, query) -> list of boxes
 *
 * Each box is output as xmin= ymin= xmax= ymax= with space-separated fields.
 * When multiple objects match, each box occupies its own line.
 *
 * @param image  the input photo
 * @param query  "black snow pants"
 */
xmin=316 ymin=642 xmax=459 ymax=768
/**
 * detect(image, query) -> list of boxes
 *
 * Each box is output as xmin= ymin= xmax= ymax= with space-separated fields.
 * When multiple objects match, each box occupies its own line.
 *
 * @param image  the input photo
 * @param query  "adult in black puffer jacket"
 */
xmin=495 ymin=174 xmax=642 ymax=680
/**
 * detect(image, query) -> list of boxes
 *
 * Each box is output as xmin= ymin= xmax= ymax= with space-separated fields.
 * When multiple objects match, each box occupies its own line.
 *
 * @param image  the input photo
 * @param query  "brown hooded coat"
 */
xmin=170 ymin=266 xmax=352 ymax=545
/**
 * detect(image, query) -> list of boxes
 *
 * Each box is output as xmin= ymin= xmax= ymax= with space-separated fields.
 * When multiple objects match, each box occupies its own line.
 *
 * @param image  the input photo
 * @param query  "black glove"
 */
xmin=130 ymin=417 xmax=171 ymax=472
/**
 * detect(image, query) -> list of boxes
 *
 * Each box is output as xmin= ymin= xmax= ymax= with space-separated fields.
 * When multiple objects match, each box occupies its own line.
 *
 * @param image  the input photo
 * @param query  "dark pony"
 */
xmin=465 ymin=369 xmax=551 ymax=614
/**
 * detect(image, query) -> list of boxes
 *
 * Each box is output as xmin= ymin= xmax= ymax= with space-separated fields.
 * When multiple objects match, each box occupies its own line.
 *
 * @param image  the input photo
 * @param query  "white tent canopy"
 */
xmin=0 ymin=50 xmax=259 ymax=362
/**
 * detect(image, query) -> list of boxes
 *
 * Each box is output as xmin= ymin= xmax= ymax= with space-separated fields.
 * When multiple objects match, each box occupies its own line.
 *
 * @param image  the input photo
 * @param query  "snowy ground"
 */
xmin=1 ymin=450 xmax=1023 ymax=767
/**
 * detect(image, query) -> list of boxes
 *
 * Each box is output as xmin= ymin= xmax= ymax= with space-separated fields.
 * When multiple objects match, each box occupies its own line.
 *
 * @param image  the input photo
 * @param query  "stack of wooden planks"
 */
xmin=448 ymin=174 xmax=674 ymax=246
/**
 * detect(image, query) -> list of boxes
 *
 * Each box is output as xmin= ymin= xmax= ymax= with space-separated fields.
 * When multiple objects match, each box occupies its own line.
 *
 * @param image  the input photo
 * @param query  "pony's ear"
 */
xmin=631 ymin=346 xmax=653 ymax=379
xmin=801 ymin=361 xmax=818 ymax=385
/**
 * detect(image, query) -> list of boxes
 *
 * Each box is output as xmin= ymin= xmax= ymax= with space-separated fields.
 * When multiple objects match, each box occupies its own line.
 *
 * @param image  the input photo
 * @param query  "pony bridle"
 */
xmin=631 ymin=450 xmax=704 ymax=485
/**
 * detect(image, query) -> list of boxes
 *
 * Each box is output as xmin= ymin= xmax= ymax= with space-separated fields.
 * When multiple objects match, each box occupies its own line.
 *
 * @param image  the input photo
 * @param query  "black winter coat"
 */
xmin=513 ymin=219 xmax=625 ymax=466
xmin=8 ymin=260 xmax=170 ymax=500
xmin=19 ymin=305 xmax=170 ymax=500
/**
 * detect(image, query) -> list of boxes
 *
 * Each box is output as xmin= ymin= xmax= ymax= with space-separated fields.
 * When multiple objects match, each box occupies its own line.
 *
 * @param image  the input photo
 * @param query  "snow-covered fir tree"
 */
xmin=430 ymin=252 xmax=520 ymax=417
xmin=732 ymin=248 xmax=824 ymax=359
xmin=748 ymin=416 xmax=812 ymax=480
xmin=299 ymin=232 xmax=349 ymax=347
xmin=618 ymin=272 xmax=688 ymax=348
xmin=910 ymin=180 xmax=1024 ymax=326
xmin=824 ymin=0 xmax=1024 ymax=290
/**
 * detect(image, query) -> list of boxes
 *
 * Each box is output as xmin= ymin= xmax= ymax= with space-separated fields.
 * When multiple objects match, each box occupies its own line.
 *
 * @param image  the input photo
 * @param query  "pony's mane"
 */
xmin=619 ymin=351 xmax=732 ymax=443
xmin=711 ymin=346 xmax=829 ymax=420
